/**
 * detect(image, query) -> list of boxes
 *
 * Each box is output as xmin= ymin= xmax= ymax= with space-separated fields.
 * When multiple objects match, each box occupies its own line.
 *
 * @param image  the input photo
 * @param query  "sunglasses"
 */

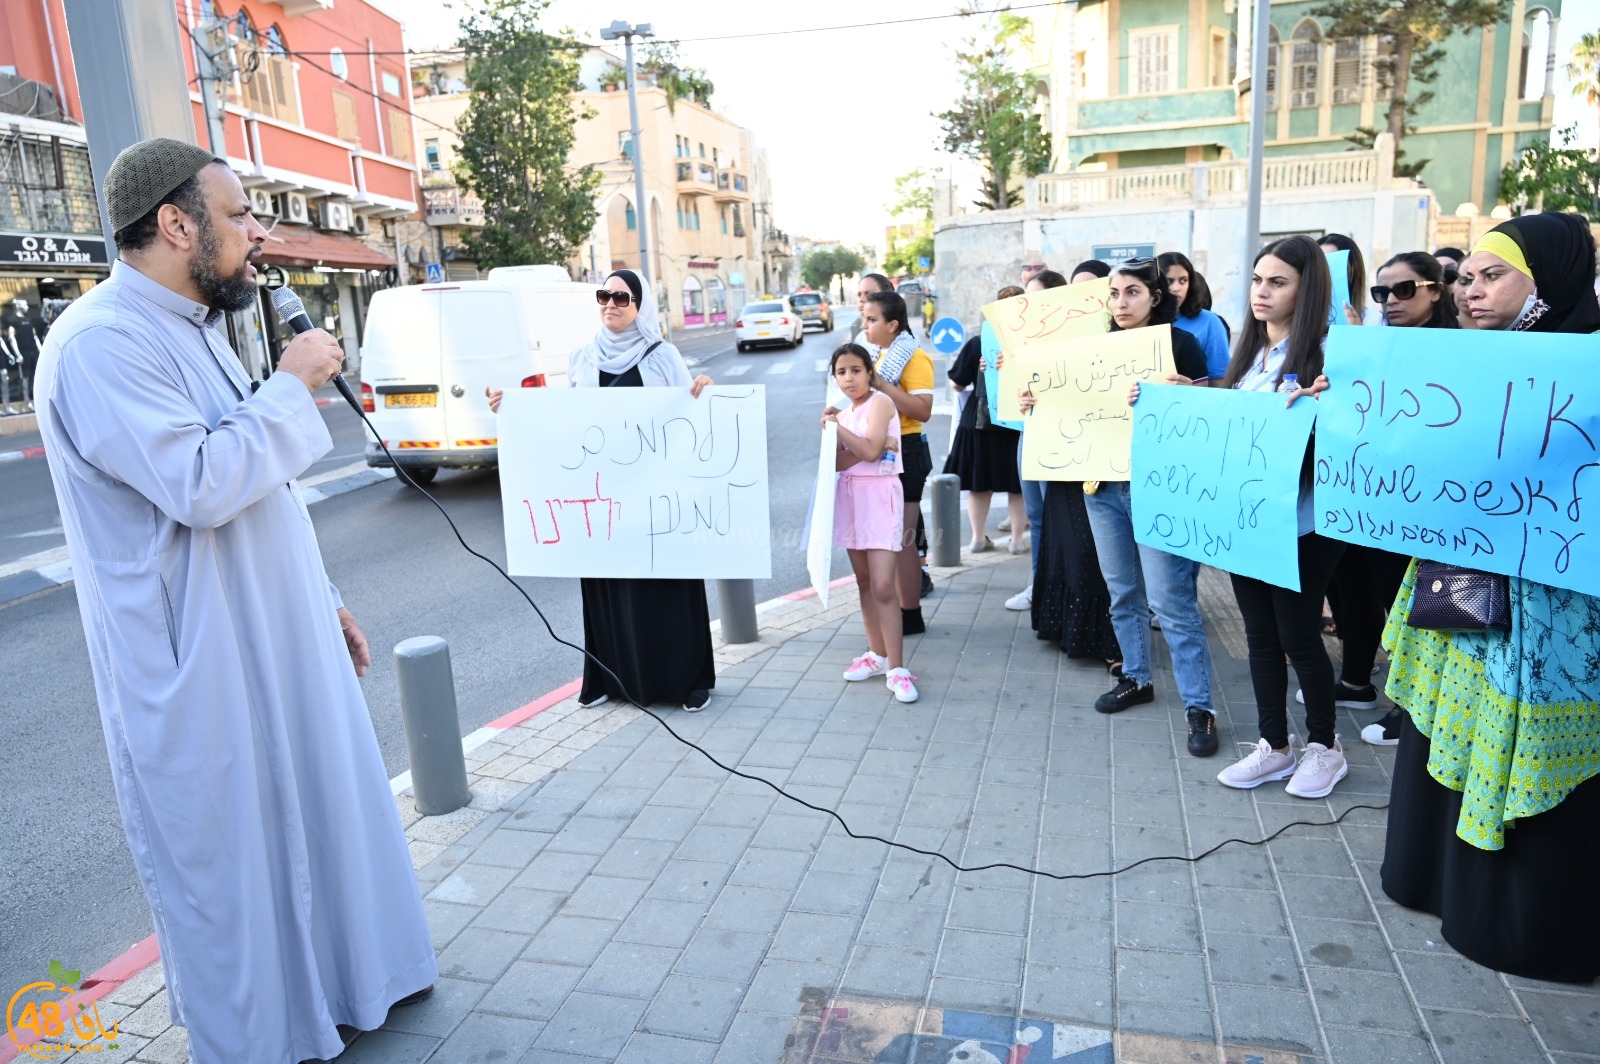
xmin=1370 ymin=279 xmax=1439 ymax=303
xmin=595 ymin=289 xmax=636 ymax=307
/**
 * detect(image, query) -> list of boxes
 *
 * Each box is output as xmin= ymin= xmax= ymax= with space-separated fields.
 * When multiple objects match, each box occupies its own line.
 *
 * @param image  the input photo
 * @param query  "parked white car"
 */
xmin=734 ymin=298 xmax=804 ymax=352
xmin=358 ymin=271 xmax=595 ymax=484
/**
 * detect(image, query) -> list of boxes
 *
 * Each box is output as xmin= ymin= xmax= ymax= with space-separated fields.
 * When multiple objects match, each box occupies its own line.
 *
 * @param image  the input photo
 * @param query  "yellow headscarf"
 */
xmin=1470 ymin=230 xmax=1533 ymax=280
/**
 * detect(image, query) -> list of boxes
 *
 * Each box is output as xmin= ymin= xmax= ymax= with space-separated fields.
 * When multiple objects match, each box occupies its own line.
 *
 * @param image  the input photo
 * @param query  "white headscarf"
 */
xmin=568 ymin=269 xmax=692 ymax=388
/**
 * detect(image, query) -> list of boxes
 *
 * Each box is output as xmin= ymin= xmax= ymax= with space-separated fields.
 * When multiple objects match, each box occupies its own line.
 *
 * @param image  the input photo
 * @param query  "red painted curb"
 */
xmin=0 ymin=445 xmax=45 ymax=463
xmin=782 ymin=574 xmax=858 ymax=601
xmin=0 ymin=935 xmax=160 ymax=1062
xmin=484 ymin=679 xmax=582 ymax=732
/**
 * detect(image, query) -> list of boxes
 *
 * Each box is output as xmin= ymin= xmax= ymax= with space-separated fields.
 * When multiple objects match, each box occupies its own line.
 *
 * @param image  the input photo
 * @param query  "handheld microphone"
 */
xmin=268 ymin=285 xmax=362 ymax=414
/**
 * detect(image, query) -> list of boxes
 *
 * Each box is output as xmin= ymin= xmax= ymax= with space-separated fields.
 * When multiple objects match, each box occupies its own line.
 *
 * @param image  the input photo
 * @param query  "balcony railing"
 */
xmin=677 ymin=161 xmax=716 ymax=196
xmin=422 ymin=186 xmax=485 ymax=227
xmin=0 ymin=135 xmax=102 ymax=235
xmin=714 ymin=170 xmax=749 ymax=201
xmin=1027 ymin=140 xmax=1396 ymax=213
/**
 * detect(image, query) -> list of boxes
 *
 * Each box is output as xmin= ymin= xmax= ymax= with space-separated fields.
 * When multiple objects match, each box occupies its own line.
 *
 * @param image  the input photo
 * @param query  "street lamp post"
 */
xmin=600 ymin=19 xmax=654 ymax=286
xmin=1240 ymin=0 xmax=1272 ymax=326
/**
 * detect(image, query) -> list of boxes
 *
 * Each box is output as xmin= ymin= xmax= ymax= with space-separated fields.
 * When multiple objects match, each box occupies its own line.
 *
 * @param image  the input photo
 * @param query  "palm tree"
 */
xmin=1571 ymin=31 xmax=1600 ymax=144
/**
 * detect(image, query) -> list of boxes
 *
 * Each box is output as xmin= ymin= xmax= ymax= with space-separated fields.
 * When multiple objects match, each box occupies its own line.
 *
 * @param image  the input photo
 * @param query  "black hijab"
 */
xmin=1490 ymin=214 xmax=1600 ymax=335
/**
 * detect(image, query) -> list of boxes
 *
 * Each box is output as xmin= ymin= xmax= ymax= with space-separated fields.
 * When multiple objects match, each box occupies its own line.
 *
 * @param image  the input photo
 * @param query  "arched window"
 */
xmin=1291 ymin=21 xmax=1322 ymax=108
xmin=1265 ymin=26 xmax=1280 ymax=110
xmin=624 ymin=202 xmax=636 ymax=231
xmin=266 ymin=26 xmax=287 ymax=57
xmin=1522 ymin=9 xmax=1554 ymax=99
xmin=1331 ymin=38 xmax=1361 ymax=104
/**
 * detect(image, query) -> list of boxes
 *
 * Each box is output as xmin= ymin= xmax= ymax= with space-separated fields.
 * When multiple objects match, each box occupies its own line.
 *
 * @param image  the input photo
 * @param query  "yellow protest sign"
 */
xmin=981 ymin=278 xmax=1111 ymax=421
xmin=1020 ymin=325 xmax=1174 ymax=481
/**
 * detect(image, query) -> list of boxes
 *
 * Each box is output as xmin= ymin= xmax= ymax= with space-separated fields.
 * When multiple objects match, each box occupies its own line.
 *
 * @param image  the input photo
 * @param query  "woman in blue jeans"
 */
xmin=1079 ymin=259 xmax=1220 ymax=755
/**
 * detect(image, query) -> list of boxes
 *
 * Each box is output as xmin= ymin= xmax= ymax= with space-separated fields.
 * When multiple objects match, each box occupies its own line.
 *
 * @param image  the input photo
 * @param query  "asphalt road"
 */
xmin=0 ymin=310 xmax=956 ymax=999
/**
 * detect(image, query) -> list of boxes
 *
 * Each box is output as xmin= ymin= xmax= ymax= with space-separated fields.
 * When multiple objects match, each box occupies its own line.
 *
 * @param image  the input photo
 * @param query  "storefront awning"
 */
xmin=258 ymin=227 xmax=394 ymax=270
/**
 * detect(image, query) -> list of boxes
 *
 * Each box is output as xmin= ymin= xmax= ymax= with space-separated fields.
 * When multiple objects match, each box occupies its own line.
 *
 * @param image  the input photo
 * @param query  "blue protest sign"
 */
xmin=930 ymin=317 xmax=966 ymax=354
xmin=1324 ymin=249 xmax=1350 ymax=326
xmin=425 ymin=262 xmax=443 ymax=284
xmin=1315 ymin=328 xmax=1600 ymax=596
xmin=980 ymin=321 xmax=1024 ymax=432
xmin=1132 ymin=384 xmax=1317 ymax=590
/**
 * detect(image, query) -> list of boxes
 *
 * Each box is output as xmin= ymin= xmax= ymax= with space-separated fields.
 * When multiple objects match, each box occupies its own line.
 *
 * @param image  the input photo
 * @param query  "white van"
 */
xmin=358 ymin=268 xmax=595 ymax=483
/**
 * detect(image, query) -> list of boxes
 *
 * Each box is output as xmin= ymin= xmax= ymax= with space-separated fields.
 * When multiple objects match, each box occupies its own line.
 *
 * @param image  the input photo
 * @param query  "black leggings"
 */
xmin=1328 ymin=545 xmax=1411 ymax=688
xmin=1229 ymin=534 xmax=1347 ymax=749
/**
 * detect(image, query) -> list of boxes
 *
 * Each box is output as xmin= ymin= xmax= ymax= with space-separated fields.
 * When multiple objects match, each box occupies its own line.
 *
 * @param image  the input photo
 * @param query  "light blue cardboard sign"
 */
xmin=1325 ymin=248 xmax=1351 ymax=326
xmin=980 ymin=320 xmax=1024 ymax=431
xmin=1132 ymin=383 xmax=1317 ymax=590
xmin=1315 ymin=328 xmax=1600 ymax=596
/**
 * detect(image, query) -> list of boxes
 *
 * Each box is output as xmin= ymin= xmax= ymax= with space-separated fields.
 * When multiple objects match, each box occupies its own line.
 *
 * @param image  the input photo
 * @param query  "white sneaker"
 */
xmin=998 ymin=516 xmax=1012 ymax=533
xmin=579 ymin=693 xmax=609 ymax=708
xmin=886 ymin=668 xmax=920 ymax=703
xmin=1005 ymin=585 xmax=1033 ymax=611
xmin=1286 ymin=739 xmax=1349 ymax=798
xmin=970 ymin=536 xmax=994 ymax=553
xmin=1008 ymin=534 xmax=1029 ymax=555
xmin=1217 ymin=736 xmax=1299 ymax=789
xmin=843 ymin=651 xmax=888 ymax=681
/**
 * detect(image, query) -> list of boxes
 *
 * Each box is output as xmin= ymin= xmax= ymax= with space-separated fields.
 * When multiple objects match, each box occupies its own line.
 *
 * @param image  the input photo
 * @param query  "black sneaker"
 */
xmin=1295 ymin=683 xmax=1380 ymax=711
xmin=920 ymin=569 xmax=935 ymax=597
xmin=1186 ymin=708 xmax=1219 ymax=757
xmin=901 ymin=607 xmax=926 ymax=635
xmin=1361 ymin=707 xmax=1403 ymax=746
xmin=1095 ymin=677 xmax=1154 ymax=714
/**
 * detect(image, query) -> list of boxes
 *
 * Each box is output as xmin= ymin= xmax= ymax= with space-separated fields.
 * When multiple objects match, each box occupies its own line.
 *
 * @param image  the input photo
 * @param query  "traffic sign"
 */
xmin=426 ymin=263 xmax=443 ymax=283
xmin=929 ymin=317 xmax=966 ymax=354
xmin=1092 ymin=243 xmax=1156 ymax=262
xmin=917 ymin=256 xmax=931 ymax=270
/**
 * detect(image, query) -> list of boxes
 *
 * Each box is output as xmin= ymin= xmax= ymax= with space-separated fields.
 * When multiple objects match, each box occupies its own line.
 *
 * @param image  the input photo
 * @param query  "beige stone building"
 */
xmin=410 ymin=47 xmax=792 ymax=330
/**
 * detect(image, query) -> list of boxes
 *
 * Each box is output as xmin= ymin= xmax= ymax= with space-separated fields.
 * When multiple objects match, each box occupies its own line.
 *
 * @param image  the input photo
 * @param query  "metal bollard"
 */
xmin=716 ymin=578 xmax=759 ymax=644
xmin=394 ymin=636 xmax=473 ymax=816
xmin=927 ymin=473 xmax=962 ymax=568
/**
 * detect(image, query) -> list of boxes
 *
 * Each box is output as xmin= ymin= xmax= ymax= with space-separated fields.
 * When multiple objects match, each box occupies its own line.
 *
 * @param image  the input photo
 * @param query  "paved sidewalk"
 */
xmin=45 ymin=555 xmax=1600 ymax=1063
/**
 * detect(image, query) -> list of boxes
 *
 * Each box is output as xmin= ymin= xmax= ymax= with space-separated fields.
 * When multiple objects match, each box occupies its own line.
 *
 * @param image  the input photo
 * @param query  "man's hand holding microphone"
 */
xmin=277 ymin=327 xmax=346 ymax=394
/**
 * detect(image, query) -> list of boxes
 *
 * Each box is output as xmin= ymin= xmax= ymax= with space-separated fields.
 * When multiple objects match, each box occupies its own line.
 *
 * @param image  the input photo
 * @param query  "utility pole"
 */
xmin=1240 ymin=0 xmax=1272 ymax=326
xmin=600 ymin=20 xmax=654 ymax=286
xmin=191 ymin=17 xmax=239 ymax=159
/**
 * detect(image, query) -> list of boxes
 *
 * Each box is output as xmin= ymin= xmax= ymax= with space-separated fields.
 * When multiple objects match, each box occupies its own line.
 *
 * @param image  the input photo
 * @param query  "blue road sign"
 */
xmin=1092 ymin=243 xmax=1156 ymax=262
xmin=929 ymin=317 xmax=966 ymax=354
xmin=426 ymin=263 xmax=443 ymax=283
xmin=917 ymin=256 xmax=931 ymax=270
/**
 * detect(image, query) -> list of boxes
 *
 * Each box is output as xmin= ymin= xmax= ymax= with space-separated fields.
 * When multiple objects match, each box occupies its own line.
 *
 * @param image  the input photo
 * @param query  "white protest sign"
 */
xmin=806 ymin=422 xmax=838 ymax=606
xmin=498 ymin=385 xmax=771 ymax=579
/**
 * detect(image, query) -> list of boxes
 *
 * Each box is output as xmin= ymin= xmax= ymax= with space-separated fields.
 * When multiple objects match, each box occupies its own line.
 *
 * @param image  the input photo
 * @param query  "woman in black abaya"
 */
xmin=490 ymin=269 xmax=718 ymax=711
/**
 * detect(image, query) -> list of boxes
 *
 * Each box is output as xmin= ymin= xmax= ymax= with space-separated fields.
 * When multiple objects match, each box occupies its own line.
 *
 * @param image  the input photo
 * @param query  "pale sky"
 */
xmin=382 ymin=0 xmax=1600 ymax=246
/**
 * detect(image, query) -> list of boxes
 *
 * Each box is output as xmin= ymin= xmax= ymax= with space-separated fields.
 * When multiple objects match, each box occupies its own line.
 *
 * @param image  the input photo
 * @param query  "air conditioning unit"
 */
xmin=274 ymin=192 xmax=310 ymax=225
xmin=350 ymin=212 xmax=370 ymax=235
xmin=248 ymin=188 xmax=274 ymax=216
xmin=318 ymin=201 xmax=353 ymax=232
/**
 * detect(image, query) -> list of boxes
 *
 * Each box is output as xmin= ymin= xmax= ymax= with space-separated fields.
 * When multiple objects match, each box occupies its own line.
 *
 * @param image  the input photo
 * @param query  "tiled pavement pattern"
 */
xmin=52 ymin=556 xmax=1600 ymax=1063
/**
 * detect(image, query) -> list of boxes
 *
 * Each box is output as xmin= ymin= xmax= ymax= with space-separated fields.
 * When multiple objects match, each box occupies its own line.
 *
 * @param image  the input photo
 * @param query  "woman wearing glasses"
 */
xmin=1318 ymin=252 xmax=1461 ymax=751
xmin=488 ymin=269 xmax=717 ymax=712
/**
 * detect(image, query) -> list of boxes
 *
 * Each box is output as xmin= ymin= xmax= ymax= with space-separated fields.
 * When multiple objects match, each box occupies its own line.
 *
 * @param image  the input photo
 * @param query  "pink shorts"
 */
xmin=834 ymin=475 xmax=904 ymax=552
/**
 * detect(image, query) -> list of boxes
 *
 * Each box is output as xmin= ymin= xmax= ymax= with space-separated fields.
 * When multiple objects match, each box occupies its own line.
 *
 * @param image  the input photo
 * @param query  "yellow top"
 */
xmin=878 ymin=347 xmax=935 ymax=436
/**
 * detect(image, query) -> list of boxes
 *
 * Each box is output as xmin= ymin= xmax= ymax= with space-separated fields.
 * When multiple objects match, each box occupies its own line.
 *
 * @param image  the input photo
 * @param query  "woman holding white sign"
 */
xmin=1379 ymin=213 xmax=1600 ymax=983
xmin=487 ymin=269 xmax=717 ymax=712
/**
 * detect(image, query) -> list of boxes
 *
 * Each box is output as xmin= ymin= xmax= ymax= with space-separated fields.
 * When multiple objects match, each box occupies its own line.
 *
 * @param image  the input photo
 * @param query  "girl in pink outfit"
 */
xmin=824 ymin=344 xmax=919 ymax=703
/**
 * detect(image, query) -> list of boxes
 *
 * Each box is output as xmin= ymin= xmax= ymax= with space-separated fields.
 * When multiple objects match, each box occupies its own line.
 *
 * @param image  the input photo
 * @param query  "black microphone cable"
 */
xmin=342 ymin=403 xmax=1388 ymax=883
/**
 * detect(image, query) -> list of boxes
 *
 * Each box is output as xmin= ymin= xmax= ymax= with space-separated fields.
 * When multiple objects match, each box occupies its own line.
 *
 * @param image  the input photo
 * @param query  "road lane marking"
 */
xmin=722 ymin=364 xmax=752 ymax=376
xmin=767 ymin=362 xmax=794 ymax=375
xmin=814 ymin=360 xmax=829 ymax=372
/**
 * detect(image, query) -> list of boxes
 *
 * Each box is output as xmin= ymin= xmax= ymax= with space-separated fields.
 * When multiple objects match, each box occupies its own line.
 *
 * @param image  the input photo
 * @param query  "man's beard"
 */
xmin=189 ymin=218 xmax=259 ymax=312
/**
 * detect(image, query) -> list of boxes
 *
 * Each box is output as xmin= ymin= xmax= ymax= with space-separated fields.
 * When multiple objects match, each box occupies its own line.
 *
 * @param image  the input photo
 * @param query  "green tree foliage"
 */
xmin=1570 ymin=31 xmax=1600 ymax=144
xmin=639 ymin=42 xmax=715 ymax=114
xmin=456 ymin=0 xmax=600 ymax=270
xmin=1499 ymin=126 xmax=1600 ymax=219
xmin=1309 ymin=0 xmax=1509 ymax=178
xmin=884 ymin=169 xmax=938 ymax=277
xmin=800 ymin=246 xmax=867 ymax=292
xmin=937 ymin=11 xmax=1051 ymax=210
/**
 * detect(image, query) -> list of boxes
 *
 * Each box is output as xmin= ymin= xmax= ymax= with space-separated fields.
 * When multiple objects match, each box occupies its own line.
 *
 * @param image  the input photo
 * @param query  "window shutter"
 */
xmin=332 ymin=89 xmax=360 ymax=142
xmin=386 ymin=108 xmax=413 ymax=160
xmin=270 ymin=55 xmax=300 ymax=123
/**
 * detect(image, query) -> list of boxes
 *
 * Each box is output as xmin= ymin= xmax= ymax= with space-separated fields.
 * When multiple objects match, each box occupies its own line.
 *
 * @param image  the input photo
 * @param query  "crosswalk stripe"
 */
xmin=767 ymin=362 xmax=794 ymax=375
xmin=814 ymin=359 xmax=829 ymax=372
xmin=723 ymin=364 xmax=752 ymax=376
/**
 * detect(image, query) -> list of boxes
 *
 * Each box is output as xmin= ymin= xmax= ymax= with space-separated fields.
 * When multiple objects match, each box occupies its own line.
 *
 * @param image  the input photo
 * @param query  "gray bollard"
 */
xmin=716 ymin=578 xmax=759 ymax=644
xmin=394 ymin=636 xmax=473 ymax=816
xmin=928 ymin=473 xmax=962 ymax=568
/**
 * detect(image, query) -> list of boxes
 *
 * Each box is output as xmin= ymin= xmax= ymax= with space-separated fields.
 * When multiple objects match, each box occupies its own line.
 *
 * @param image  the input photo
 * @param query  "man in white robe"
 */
xmin=34 ymin=139 xmax=437 ymax=1063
